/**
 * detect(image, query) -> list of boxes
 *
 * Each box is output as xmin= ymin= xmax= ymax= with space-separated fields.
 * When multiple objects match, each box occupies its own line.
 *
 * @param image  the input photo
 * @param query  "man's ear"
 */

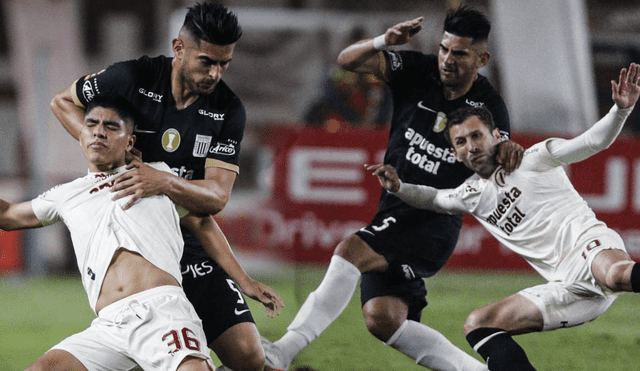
xmin=477 ymin=51 xmax=490 ymax=69
xmin=127 ymin=134 xmax=136 ymax=152
xmin=172 ymin=38 xmax=185 ymax=59
xmin=492 ymin=127 xmax=502 ymax=141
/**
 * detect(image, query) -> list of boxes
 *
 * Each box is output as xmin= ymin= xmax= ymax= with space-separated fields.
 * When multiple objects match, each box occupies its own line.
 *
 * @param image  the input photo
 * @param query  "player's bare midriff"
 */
xmin=95 ymin=247 xmax=180 ymax=314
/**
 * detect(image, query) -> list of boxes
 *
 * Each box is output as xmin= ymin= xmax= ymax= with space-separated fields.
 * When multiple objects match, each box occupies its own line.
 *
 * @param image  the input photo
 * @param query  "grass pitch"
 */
xmin=2 ymin=266 xmax=638 ymax=370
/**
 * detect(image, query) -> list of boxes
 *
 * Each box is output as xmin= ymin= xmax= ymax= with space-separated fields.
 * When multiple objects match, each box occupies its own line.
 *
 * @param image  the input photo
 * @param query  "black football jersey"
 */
xmin=379 ymin=50 xmax=510 ymax=217
xmin=75 ymin=55 xmax=246 ymax=263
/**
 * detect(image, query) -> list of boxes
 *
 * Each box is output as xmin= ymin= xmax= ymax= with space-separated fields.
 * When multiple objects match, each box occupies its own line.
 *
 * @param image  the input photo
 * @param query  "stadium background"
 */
xmin=0 ymin=0 xmax=639 ymax=370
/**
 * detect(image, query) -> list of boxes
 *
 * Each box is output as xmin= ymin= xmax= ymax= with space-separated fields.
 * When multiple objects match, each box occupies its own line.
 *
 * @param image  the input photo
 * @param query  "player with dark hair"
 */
xmin=51 ymin=3 xmax=281 ymax=371
xmin=261 ymin=6 xmax=522 ymax=371
xmin=13 ymin=96 xmax=215 ymax=371
xmin=369 ymin=63 xmax=640 ymax=371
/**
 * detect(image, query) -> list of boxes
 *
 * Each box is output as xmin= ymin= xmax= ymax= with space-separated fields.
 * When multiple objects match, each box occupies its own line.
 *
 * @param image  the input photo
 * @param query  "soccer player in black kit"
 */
xmin=51 ymin=3 xmax=282 ymax=371
xmin=261 ymin=7 xmax=522 ymax=371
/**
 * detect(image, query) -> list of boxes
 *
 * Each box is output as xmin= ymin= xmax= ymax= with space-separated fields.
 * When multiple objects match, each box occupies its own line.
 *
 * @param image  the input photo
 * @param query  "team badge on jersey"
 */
xmin=192 ymin=134 xmax=212 ymax=158
xmin=433 ymin=112 xmax=447 ymax=133
xmin=162 ymin=129 xmax=181 ymax=152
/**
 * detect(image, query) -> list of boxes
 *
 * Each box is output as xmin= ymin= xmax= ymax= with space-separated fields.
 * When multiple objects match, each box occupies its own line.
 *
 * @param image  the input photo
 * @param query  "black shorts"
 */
xmin=354 ymin=209 xmax=461 ymax=320
xmin=360 ymin=270 xmax=428 ymax=321
xmin=181 ymin=258 xmax=255 ymax=345
xmin=355 ymin=209 xmax=462 ymax=278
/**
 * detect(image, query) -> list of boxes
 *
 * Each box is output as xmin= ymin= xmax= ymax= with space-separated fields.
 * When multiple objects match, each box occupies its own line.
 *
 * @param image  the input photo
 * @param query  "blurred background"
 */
xmin=0 ymin=0 xmax=639 ymax=278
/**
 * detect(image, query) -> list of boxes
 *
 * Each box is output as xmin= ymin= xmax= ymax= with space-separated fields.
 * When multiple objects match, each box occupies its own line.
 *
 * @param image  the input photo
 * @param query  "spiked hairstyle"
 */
xmin=181 ymin=2 xmax=242 ymax=46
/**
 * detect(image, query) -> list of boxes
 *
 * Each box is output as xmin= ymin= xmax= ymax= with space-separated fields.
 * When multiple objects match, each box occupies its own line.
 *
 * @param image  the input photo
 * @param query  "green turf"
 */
xmin=2 ymin=267 xmax=638 ymax=370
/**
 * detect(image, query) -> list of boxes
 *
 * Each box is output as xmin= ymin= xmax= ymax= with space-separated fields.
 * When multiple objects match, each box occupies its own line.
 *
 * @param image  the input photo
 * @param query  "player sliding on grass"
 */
xmin=262 ymin=6 xmax=521 ymax=371
xmin=368 ymin=62 xmax=640 ymax=371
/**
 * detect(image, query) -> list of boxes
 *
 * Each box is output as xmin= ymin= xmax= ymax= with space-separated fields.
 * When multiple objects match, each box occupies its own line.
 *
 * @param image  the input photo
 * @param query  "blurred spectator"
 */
xmin=305 ymin=27 xmax=392 ymax=131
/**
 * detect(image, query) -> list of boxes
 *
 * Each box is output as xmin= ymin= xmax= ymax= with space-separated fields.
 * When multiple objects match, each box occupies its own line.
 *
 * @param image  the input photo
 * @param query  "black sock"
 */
xmin=466 ymin=327 xmax=537 ymax=371
xmin=631 ymin=263 xmax=640 ymax=293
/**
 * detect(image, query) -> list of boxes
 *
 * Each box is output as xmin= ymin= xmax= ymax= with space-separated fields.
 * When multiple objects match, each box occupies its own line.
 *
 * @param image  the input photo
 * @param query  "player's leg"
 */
xmin=262 ymin=234 xmax=385 ymax=370
xmin=464 ymin=292 xmax=540 ymax=371
xmin=182 ymin=266 xmax=265 ymax=371
xmin=362 ymin=273 xmax=487 ymax=371
xmin=25 ymin=350 xmax=88 ymax=371
xmin=177 ymin=356 xmax=215 ymax=371
xmin=591 ymin=248 xmax=636 ymax=292
xmin=208 ymin=322 xmax=263 ymax=371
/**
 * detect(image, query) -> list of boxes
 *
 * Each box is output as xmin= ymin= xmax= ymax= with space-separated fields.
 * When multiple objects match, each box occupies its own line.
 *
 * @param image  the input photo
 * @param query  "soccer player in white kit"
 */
xmin=367 ymin=63 xmax=640 ymax=371
xmin=2 ymin=96 xmax=217 ymax=371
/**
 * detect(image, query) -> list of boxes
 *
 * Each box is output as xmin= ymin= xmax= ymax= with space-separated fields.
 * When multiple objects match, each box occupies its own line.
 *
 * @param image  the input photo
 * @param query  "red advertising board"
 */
xmin=0 ymin=230 xmax=23 ymax=274
xmin=221 ymin=126 xmax=640 ymax=271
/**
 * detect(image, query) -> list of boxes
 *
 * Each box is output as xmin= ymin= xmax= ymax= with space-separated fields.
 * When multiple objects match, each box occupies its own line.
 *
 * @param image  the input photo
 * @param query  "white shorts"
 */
xmin=519 ymin=225 xmax=626 ymax=331
xmin=50 ymin=285 xmax=213 ymax=371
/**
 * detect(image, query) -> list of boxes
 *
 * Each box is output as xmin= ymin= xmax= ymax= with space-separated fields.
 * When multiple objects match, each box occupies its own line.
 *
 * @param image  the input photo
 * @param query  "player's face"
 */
xmin=79 ymin=107 xmax=135 ymax=172
xmin=180 ymin=38 xmax=235 ymax=96
xmin=438 ymin=32 xmax=489 ymax=90
xmin=450 ymin=115 xmax=501 ymax=178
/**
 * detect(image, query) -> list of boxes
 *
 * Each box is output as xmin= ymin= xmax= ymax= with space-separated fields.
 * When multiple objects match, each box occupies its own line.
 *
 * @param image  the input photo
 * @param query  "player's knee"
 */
xmin=463 ymin=308 xmax=490 ymax=335
xmin=604 ymin=261 xmax=632 ymax=292
xmin=222 ymin=344 xmax=265 ymax=371
xmin=363 ymin=304 xmax=404 ymax=342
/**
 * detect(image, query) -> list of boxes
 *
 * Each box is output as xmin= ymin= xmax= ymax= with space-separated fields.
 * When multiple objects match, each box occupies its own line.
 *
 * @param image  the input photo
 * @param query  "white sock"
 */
xmin=385 ymin=320 xmax=488 ymax=371
xmin=275 ymin=255 xmax=361 ymax=365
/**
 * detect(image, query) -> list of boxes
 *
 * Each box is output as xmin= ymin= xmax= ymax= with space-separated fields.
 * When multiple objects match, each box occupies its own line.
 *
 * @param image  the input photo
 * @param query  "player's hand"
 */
xmin=384 ymin=17 xmax=424 ymax=47
xmin=238 ymin=279 xmax=284 ymax=318
xmin=495 ymin=140 xmax=523 ymax=174
xmin=365 ymin=163 xmax=401 ymax=193
xmin=124 ymin=147 xmax=143 ymax=164
xmin=111 ymin=160 xmax=170 ymax=210
xmin=612 ymin=62 xmax=640 ymax=109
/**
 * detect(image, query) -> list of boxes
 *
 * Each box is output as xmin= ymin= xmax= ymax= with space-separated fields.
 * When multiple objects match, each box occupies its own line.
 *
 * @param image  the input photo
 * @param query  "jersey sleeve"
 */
xmin=393 ymin=181 xmax=471 ymax=215
xmin=383 ymin=51 xmax=434 ymax=91
xmin=543 ymin=104 xmax=633 ymax=165
xmin=74 ymin=58 xmax=144 ymax=107
xmin=30 ymin=185 xmax=64 ymax=226
xmin=205 ymin=98 xmax=246 ymax=174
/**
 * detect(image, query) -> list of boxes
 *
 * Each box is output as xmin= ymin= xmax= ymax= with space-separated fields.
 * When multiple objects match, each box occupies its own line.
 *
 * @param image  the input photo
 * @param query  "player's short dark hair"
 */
xmin=444 ymin=5 xmax=491 ymax=43
xmin=444 ymin=106 xmax=495 ymax=144
xmin=182 ymin=2 xmax=242 ymax=46
xmin=85 ymin=94 xmax=138 ymax=132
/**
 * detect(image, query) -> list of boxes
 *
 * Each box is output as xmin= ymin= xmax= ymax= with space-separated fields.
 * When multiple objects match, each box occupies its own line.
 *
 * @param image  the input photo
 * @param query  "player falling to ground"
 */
xmin=51 ymin=4 xmax=282 ymax=371
xmin=5 ymin=96 xmax=219 ymax=371
xmin=368 ymin=63 xmax=640 ymax=371
xmin=261 ymin=6 xmax=523 ymax=371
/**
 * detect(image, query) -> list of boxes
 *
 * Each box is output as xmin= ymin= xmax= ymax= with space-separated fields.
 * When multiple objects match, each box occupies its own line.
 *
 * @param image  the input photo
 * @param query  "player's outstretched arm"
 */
xmin=337 ymin=16 xmax=423 ymax=79
xmin=0 ymin=200 xmax=43 ymax=231
xmin=51 ymin=82 xmax=86 ymax=140
xmin=547 ymin=63 xmax=640 ymax=164
xmin=181 ymin=213 xmax=284 ymax=317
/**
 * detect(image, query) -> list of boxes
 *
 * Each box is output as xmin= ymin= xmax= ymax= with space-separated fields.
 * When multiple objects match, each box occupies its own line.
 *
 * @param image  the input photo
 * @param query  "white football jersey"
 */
xmin=31 ymin=162 xmax=187 ymax=313
xmin=433 ymin=141 xmax=604 ymax=281
xmin=395 ymin=105 xmax=633 ymax=282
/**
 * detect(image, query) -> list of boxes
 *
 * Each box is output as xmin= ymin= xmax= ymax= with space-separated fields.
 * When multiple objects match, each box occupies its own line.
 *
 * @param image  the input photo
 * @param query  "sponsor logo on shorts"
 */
xmin=401 ymin=264 xmax=415 ymax=280
xmin=234 ymin=308 xmax=250 ymax=316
